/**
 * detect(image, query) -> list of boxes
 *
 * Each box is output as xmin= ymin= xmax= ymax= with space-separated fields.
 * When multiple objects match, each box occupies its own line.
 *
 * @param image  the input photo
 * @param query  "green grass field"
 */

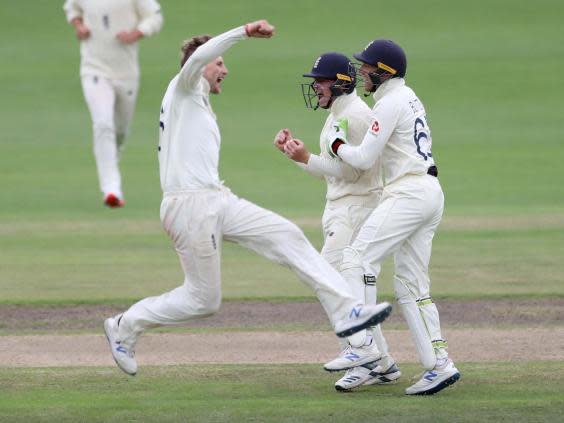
xmin=1 ymin=363 xmax=563 ymax=423
xmin=1 ymin=0 xmax=563 ymax=421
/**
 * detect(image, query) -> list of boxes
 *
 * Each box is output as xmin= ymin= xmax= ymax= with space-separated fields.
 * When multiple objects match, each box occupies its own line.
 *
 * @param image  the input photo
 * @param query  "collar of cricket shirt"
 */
xmin=372 ymin=77 xmax=405 ymax=103
xmin=330 ymin=91 xmax=357 ymax=117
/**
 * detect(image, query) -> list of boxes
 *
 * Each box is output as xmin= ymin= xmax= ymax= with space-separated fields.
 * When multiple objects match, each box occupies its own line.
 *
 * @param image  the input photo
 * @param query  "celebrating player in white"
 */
xmin=103 ymin=21 xmax=392 ymax=376
xmin=63 ymin=0 xmax=163 ymax=207
xmin=274 ymin=52 xmax=400 ymax=391
xmin=326 ymin=39 xmax=461 ymax=395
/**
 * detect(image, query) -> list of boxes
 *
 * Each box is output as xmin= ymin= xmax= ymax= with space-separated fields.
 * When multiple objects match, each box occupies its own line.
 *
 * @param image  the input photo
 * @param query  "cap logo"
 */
xmin=313 ymin=56 xmax=321 ymax=69
xmin=336 ymin=73 xmax=352 ymax=82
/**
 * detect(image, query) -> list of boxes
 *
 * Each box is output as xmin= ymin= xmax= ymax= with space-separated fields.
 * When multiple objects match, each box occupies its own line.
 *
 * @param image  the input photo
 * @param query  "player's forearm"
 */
xmin=306 ymin=154 xmax=361 ymax=181
xmin=337 ymin=135 xmax=385 ymax=171
xmin=296 ymin=162 xmax=324 ymax=180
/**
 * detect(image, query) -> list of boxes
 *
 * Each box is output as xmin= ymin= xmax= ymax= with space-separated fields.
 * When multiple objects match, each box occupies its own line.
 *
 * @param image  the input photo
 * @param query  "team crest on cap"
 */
xmin=313 ymin=56 xmax=322 ymax=69
xmin=370 ymin=120 xmax=380 ymax=133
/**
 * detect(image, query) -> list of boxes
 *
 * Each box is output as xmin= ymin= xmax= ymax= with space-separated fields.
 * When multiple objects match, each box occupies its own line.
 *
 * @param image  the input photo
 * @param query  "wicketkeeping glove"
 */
xmin=325 ymin=117 xmax=349 ymax=158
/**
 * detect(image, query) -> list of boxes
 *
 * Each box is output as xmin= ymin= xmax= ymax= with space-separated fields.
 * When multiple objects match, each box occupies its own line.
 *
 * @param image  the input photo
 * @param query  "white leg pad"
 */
xmin=394 ymin=275 xmax=437 ymax=370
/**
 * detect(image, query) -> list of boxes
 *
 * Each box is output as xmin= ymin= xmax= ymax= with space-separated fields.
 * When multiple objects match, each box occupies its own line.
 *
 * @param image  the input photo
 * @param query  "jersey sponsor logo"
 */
xmin=370 ymin=120 xmax=380 ymax=133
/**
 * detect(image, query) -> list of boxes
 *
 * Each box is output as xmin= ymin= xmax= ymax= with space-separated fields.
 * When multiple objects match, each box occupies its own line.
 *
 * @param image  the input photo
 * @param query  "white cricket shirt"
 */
xmin=300 ymin=92 xmax=382 ymax=203
xmin=64 ymin=0 xmax=163 ymax=80
xmin=338 ymin=78 xmax=436 ymax=186
xmin=158 ymin=26 xmax=248 ymax=192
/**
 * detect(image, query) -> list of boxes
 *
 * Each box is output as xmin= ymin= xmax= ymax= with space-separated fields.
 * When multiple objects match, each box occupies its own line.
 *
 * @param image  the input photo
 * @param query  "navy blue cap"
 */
xmin=303 ymin=52 xmax=354 ymax=80
xmin=353 ymin=39 xmax=407 ymax=78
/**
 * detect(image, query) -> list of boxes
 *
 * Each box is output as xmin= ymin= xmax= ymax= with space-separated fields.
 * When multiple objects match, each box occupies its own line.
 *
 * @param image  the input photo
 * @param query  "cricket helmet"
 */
xmin=301 ymin=52 xmax=356 ymax=110
xmin=354 ymin=39 xmax=407 ymax=77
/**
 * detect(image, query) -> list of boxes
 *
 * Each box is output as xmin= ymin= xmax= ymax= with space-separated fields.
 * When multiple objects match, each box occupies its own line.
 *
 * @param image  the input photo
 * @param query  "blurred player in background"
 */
xmin=325 ymin=39 xmax=460 ymax=395
xmin=63 ymin=0 xmax=163 ymax=207
xmin=274 ymin=52 xmax=400 ymax=391
xmin=103 ymin=20 xmax=392 ymax=377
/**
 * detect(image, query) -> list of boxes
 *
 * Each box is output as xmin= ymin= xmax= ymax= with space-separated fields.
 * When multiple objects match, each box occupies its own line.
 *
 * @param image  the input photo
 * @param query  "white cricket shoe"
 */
xmin=334 ymin=302 xmax=392 ymax=338
xmin=364 ymin=360 xmax=402 ymax=385
xmin=335 ymin=360 xmax=402 ymax=391
xmin=405 ymin=358 xmax=460 ymax=395
xmin=104 ymin=315 xmax=138 ymax=376
xmin=324 ymin=338 xmax=381 ymax=372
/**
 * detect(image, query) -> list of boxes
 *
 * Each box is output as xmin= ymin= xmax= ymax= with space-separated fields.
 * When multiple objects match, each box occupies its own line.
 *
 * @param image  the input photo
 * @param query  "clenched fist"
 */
xmin=273 ymin=128 xmax=293 ymax=152
xmin=284 ymin=139 xmax=311 ymax=164
xmin=245 ymin=20 xmax=275 ymax=38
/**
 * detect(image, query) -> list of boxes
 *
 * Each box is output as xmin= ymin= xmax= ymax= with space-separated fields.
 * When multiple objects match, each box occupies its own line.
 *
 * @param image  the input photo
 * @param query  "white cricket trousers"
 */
xmin=81 ymin=75 xmax=138 ymax=198
xmin=341 ymin=174 xmax=448 ymax=367
xmin=321 ymin=196 xmax=390 ymax=351
xmin=121 ymin=186 xmax=360 ymax=335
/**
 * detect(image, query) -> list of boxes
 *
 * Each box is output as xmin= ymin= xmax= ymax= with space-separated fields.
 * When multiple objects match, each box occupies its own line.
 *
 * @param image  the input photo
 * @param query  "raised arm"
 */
xmin=178 ymin=20 xmax=274 ymax=91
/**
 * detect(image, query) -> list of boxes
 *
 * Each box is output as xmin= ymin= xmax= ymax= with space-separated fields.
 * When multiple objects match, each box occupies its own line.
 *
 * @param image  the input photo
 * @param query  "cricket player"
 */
xmin=324 ymin=39 xmax=461 ymax=395
xmin=274 ymin=52 xmax=400 ymax=391
xmin=63 ymin=0 xmax=163 ymax=207
xmin=103 ymin=21 xmax=392 ymax=377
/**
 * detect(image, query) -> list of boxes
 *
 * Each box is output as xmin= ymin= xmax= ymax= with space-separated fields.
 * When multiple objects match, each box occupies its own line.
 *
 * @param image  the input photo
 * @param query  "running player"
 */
xmin=63 ymin=0 xmax=163 ymax=207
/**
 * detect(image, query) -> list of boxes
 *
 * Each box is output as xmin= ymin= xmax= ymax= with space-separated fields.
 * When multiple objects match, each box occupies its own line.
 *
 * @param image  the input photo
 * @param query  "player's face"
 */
xmin=358 ymin=63 xmax=378 ymax=92
xmin=204 ymin=57 xmax=229 ymax=94
xmin=313 ymin=79 xmax=334 ymax=109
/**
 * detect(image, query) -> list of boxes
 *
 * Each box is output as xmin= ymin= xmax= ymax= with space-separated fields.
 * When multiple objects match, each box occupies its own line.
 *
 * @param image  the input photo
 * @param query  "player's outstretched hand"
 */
xmin=274 ymin=128 xmax=292 ymax=152
xmin=245 ymin=20 xmax=275 ymax=38
xmin=117 ymin=30 xmax=144 ymax=44
xmin=284 ymin=139 xmax=311 ymax=164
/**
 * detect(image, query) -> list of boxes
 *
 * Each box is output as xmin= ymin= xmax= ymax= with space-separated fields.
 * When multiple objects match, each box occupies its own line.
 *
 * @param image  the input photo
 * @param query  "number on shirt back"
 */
xmin=413 ymin=116 xmax=433 ymax=160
